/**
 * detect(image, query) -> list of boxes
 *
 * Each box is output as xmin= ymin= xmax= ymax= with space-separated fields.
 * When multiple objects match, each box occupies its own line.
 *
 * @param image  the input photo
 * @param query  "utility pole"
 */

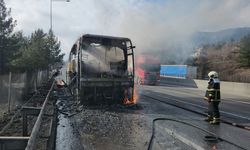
xmin=49 ymin=0 xmax=70 ymax=76
xmin=50 ymin=0 xmax=70 ymax=32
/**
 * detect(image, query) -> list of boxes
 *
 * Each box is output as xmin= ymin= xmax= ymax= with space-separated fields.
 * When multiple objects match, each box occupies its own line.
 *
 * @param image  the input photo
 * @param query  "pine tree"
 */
xmin=12 ymin=29 xmax=48 ymax=71
xmin=238 ymin=34 xmax=250 ymax=68
xmin=0 ymin=0 xmax=16 ymax=73
xmin=12 ymin=29 xmax=65 ymax=71
xmin=46 ymin=30 xmax=64 ymax=67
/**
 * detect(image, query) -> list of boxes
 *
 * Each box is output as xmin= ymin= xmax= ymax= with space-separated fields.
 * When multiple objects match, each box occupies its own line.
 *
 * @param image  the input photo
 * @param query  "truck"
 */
xmin=67 ymin=34 xmax=136 ymax=105
xmin=135 ymin=55 xmax=161 ymax=85
xmin=160 ymin=65 xmax=197 ymax=79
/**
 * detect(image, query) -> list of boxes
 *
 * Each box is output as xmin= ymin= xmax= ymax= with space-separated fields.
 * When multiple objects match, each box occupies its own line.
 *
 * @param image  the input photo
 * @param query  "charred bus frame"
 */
xmin=67 ymin=34 xmax=135 ymax=104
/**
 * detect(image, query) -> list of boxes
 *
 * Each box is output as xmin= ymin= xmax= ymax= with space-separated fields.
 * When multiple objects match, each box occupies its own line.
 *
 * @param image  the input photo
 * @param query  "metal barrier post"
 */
xmin=7 ymin=72 xmax=12 ymax=113
xmin=22 ymin=111 xmax=28 ymax=136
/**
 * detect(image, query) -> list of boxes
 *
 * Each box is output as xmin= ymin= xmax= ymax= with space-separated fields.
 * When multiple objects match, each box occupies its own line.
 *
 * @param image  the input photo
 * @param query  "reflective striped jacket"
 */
xmin=204 ymin=78 xmax=221 ymax=101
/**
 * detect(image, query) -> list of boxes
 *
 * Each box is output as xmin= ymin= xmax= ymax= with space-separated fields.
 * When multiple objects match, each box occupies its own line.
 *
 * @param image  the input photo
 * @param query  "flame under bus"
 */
xmin=67 ymin=34 xmax=135 ymax=105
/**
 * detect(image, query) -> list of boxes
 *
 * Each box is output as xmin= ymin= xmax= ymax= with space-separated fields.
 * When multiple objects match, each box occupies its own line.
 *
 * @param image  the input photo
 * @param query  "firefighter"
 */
xmin=204 ymin=71 xmax=221 ymax=125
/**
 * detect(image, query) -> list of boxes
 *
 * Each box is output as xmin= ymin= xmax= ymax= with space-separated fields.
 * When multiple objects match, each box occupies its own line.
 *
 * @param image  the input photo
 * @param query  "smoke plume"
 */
xmin=6 ymin=0 xmax=250 ymax=63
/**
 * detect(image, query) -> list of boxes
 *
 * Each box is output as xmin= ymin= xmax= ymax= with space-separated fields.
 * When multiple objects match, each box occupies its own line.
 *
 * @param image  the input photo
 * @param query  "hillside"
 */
xmin=191 ymin=27 xmax=250 ymax=46
xmin=192 ymin=42 xmax=250 ymax=82
xmin=157 ymin=27 xmax=250 ymax=65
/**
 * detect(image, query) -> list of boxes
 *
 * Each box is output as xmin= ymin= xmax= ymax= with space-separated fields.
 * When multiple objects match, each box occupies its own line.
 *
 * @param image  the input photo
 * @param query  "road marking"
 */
xmin=222 ymin=99 xmax=250 ymax=105
xmin=143 ymin=86 xmax=250 ymax=105
xmin=163 ymin=127 xmax=205 ymax=150
xmin=147 ymin=94 xmax=250 ymax=121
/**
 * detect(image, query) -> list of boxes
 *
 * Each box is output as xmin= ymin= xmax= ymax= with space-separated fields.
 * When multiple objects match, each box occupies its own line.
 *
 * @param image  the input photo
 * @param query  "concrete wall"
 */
xmin=160 ymin=77 xmax=198 ymax=88
xmin=194 ymin=79 xmax=250 ymax=98
xmin=160 ymin=77 xmax=250 ymax=98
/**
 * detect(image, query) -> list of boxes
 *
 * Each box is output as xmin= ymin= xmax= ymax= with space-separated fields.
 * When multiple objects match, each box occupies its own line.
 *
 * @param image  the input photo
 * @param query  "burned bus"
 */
xmin=67 ymin=34 xmax=135 ymax=105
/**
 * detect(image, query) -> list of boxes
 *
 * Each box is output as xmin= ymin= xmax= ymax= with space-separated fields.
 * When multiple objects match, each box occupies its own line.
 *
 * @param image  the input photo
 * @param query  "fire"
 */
xmin=123 ymin=86 xmax=138 ymax=105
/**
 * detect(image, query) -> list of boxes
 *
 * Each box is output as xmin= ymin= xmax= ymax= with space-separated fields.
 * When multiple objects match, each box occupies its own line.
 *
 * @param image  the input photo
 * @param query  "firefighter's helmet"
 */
xmin=208 ymin=71 xmax=218 ymax=78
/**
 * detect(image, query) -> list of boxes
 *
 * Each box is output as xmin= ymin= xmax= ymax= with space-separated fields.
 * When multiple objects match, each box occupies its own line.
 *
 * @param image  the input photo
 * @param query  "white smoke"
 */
xmin=6 ymin=0 xmax=250 ymax=63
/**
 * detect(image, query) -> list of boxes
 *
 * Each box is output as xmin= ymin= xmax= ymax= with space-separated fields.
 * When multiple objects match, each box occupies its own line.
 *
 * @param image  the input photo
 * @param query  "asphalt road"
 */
xmin=141 ymin=83 xmax=250 ymax=126
xmin=55 ymin=82 xmax=250 ymax=150
xmin=140 ymin=84 xmax=250 ymax=150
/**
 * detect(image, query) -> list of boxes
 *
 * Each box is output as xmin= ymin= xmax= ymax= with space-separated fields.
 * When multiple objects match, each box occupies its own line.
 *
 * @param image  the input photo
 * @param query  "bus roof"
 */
xmin=70 ymin=34 xmax=133 ymax=55
xmin=81 ymin=34 xmax=131 ymax=42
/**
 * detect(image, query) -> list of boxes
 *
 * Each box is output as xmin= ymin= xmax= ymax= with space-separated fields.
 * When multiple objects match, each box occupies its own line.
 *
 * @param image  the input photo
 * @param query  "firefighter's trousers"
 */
xmin=208 ymin=101 xmax=220 ymax=119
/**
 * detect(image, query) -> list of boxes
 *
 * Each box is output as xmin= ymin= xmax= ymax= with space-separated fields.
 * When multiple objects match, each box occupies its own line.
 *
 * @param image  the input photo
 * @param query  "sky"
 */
xmin=5 ymin=0 xmax=250 ymax=60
